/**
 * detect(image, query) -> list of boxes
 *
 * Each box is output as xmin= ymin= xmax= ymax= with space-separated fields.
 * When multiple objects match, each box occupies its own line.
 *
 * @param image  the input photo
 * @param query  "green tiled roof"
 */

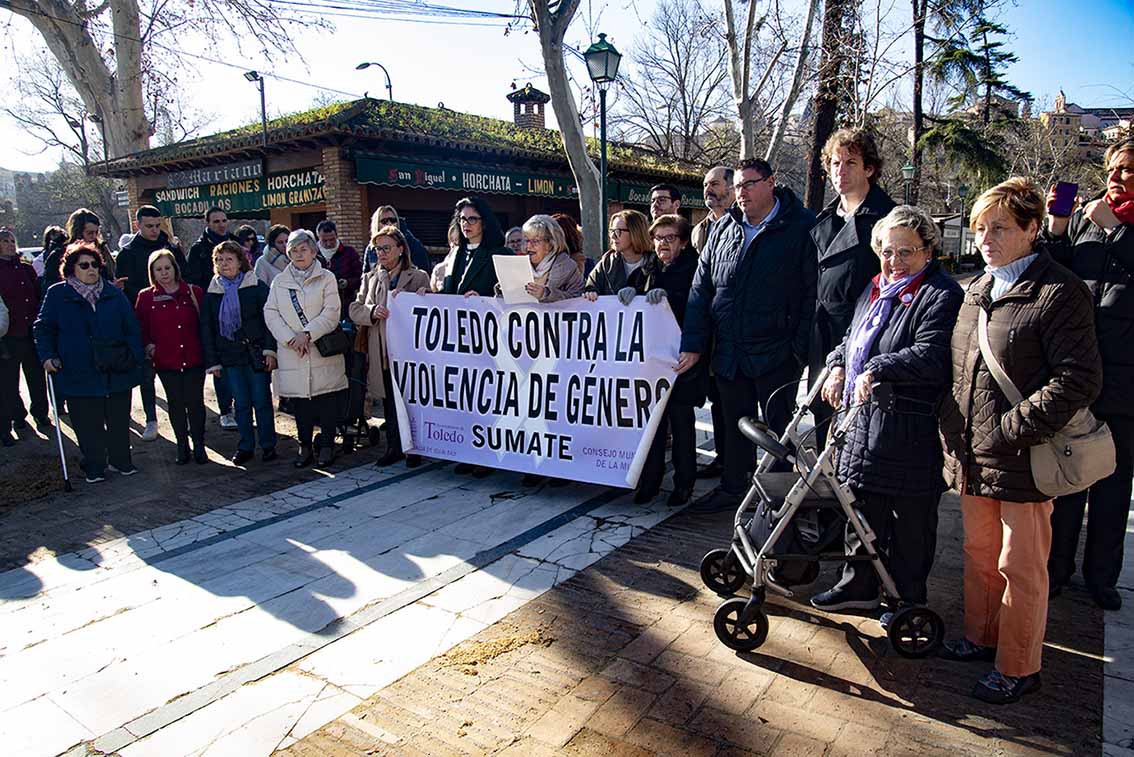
xmin=104 ymin=98 xmax=703 ymax=183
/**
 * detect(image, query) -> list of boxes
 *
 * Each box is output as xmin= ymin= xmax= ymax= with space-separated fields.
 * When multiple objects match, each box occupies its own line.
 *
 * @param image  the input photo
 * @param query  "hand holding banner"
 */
xmin=385 ymin=294 xmax=682 ymax=488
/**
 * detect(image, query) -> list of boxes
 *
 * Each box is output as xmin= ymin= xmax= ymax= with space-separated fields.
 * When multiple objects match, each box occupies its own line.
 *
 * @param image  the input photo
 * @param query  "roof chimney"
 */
xmin=507 ymin=83 xmax=551 ymax=130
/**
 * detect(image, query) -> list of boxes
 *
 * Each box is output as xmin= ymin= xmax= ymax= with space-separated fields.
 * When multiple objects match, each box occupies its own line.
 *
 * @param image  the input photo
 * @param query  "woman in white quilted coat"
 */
xmin=264 ymin=229 xmax=348 ymax=468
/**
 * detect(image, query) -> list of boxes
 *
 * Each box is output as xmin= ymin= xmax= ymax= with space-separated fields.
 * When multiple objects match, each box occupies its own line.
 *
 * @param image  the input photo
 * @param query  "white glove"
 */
xmin=645 ymin=288 xmax=667 ymax=305
xmin=617 ymin=286 xmax=637 ymax=306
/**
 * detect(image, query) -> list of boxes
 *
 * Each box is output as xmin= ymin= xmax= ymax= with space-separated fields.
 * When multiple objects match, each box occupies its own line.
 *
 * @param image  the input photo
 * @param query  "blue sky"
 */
xmin=0 ymin=0 xmax=1131 ymax=173
xmin=999 ymin=0 xmax=1133 ymax=108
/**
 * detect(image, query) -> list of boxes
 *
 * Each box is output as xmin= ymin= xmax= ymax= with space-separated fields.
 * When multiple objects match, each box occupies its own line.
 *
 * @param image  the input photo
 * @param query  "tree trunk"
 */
xmin=723 ymin=0 xmax=761 ymax=160
xmin=911 ymin=0 xmax=925 ymax=204
xmin=765 ymin=0 xmax=820 ymax=165
xmin=9 ymin=0 xmax=152 ymax=159
xmin=804 ymin=0 xmax=849 ymax=211
xmin=529 ymin=0 xmax=603 ymax=259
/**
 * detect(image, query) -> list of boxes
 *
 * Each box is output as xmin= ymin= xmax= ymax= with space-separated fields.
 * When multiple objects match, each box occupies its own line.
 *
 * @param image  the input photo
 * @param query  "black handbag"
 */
xmin=90 ymin=337 xmax=136 ymax=374
xmin=288 ymin=289 xmax=350 ymax=358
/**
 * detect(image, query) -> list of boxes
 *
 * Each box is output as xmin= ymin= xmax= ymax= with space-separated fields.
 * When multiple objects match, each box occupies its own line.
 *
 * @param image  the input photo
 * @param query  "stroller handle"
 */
xmin=739 ymin=417 xmax=792 ymax=463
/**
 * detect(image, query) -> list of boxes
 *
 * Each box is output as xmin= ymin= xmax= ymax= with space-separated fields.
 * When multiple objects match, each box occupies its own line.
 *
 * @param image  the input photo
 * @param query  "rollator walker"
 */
xmin=698 ymin=367 xmax=945 ymax=658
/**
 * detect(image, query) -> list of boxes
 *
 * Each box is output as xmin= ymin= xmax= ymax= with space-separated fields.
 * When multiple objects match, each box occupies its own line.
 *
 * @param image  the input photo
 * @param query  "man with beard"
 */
xmin=114 ymin=205 xmax=190 ymax=441
xmin=807 ymin=129 xmax=895 ymax=448
xmin=316 ymin=219 xmax=362 ymax=317
xmin=690 ymin=166 xmax=735 ymax=480
xmin=187 ymin=206 xmax=239 ymax=429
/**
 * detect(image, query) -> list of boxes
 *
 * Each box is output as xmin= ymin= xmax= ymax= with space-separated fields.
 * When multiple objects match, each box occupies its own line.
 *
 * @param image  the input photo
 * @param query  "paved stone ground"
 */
xmin=282 ymin=494 xmax=1105 ymax=756
xmin=0 ymin=375 xmax=380 ymax=571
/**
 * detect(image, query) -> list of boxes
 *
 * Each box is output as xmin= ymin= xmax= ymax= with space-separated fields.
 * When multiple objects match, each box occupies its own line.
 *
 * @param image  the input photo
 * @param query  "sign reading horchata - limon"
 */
xmin=385 ymin=294 xmax=681 ymax=488
xmin=355 ymin=156 xmax=579 ymax=199
xmin=167 ymin=159 xmax=262 ymax=189
xmin=152 ymin=168 xmax=324 ymax=217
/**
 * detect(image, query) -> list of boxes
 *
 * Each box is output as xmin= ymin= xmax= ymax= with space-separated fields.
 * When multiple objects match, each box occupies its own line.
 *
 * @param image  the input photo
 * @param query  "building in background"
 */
xmin=99 ymin=87 xmax=707 ymax=258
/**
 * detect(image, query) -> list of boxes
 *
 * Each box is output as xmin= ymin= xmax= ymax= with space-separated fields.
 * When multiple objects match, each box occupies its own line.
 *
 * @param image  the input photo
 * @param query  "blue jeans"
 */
xmin=225 ymin=365 xmax=276 ymax=452
xmin=214 ymin=372 xmax=233 ymax=415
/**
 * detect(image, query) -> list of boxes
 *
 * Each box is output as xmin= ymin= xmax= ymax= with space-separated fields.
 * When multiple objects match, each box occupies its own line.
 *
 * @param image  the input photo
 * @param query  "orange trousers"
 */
xmin=961 ymin=493 xmax=1053 ymax=677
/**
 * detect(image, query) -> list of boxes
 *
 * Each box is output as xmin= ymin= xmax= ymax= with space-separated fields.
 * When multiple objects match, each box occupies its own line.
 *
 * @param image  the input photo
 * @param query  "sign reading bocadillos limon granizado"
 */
xmin=152 ymin=168 xmax=325 ymax=218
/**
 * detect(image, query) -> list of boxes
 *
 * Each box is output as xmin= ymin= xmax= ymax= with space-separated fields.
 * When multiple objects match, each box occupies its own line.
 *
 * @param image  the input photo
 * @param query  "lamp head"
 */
xmin=584 ymin=33 xmax=622 ymax=86
xmin=901 ymin=163 xmax=916 ymax=182
xmin=355 ymin=62 xmax=370 ymax=70
xmin=958 ymin=182 xmax=970 ymax=199
xmin=243 ymin=70 xmax=260 ymax=82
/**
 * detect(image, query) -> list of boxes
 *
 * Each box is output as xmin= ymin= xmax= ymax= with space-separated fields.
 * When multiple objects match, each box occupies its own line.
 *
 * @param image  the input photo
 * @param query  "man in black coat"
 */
xmin=114 ymin=204 xmax=188 ymax=441
xmin=185 ymin=206 xmax=238 ymax=428
xmin=807 ymin=128 xmax=896 ymax=448
xmin=1046 ymin=138 xmax=1134 ymax=610
xmin=678 ymin=158 xmax=817 ymax=511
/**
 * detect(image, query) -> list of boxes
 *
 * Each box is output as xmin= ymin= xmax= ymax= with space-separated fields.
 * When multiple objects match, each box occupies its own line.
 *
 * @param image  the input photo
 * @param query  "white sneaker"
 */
xmin=219 ymin=413 xmax=238 ymax=430
xmin=141 ymin=421 xmax=159 ymax=442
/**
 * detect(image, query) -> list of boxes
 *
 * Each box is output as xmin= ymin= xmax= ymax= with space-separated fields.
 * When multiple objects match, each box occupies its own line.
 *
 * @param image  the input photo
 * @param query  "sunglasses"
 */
xmin=458 ymin=216 xmax=482 ymax=225
xmin=76 ymin=260 xmax=99 ymax=270
xmin=374 ymin=244 xmax=399 ymax=255
xmin=379 ymin=217 xmax=397 ymax=225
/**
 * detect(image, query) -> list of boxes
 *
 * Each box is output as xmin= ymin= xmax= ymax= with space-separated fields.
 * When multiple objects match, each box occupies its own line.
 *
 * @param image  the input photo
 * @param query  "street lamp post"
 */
xmin=957 ymin=182 xmax=970 ymax=264
xmin=584 ymin=33 xmax=622 ymax=247
xmin=355 ymin=62 xmax=393 ymax=101
xmin=244 ymin=71 xmax=268 ymax=147
xmin=901 ymin=163 xmax=916 ymax=205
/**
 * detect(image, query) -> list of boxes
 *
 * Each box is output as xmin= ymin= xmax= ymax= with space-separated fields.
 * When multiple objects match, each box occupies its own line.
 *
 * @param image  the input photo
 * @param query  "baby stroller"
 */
xmin=698 ymin=367 xmax=945 ymax=658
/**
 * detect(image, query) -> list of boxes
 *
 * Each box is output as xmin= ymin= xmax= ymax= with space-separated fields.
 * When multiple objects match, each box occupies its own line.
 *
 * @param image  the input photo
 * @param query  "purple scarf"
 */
xmin=842 ymin=270 xmax=925 ymax=407
xmin=66 ymin=275 xmax=103 ymax=311
xmin=218 ymin=273 xmax=243 ymax=341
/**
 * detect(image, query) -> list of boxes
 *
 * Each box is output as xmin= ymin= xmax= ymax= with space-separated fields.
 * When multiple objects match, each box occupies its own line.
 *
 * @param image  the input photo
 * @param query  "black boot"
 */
xmin=175 ymin=439 xmax=191 ymax=465
xmin=192 ymin=437 xmax=208 ymax=464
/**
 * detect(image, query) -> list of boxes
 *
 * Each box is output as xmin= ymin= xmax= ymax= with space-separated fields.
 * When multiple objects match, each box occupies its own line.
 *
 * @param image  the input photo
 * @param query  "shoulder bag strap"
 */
xmin=977 ymin=308 xmax=1025 ymax=405
xmin=187 ymin=286 xmax=200 ymax=315
xmin=288 ymin=288 xmax=309 ymax=328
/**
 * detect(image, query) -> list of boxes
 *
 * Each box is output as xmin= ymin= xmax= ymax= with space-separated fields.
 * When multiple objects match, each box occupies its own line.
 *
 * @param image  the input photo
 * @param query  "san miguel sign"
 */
xmin=355 ymin=156 xmax=578 ymax=199
xmin=152 ymin=167 xmax=325 ymax=218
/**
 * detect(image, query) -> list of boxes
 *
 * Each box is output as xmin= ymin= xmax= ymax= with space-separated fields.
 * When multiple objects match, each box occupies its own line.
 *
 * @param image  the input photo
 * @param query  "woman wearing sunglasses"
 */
xmin=34 ymin=242 xmax=144 ymax=483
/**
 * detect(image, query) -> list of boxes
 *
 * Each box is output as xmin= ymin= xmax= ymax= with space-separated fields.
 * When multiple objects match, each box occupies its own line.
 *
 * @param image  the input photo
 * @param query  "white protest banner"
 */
xmin=385 ymin=293 xmax=682 ymax=488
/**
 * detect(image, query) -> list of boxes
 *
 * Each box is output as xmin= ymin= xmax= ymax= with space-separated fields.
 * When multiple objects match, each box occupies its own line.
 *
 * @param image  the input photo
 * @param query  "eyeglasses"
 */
xmin=76 ymin=260 xmax=98 ymax=270
xmin=649 ymin=196 xmax=673 ymax=205
xmin=374 ymin=244 xmax=399 ymax=255
xmin=733 ymin=176 xmax=772 ymax=192
xmin=458 ymin=216 xmax=482 ymax=225
xmin=379 ymin=217 xmax=397 ymax=225
xmin=524 ymin=237 xmax=549 ymax=246
xmin=609 ymin=228 xmax=628 ymax=238
xmin=652 ymin=233 xmax=679 ymax=244
xmin=879 ymin=245 xmax=926 ymax=260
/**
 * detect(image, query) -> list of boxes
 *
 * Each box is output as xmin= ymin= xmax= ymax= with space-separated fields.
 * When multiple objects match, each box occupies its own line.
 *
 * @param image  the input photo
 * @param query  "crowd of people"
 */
xmin=1 ymin=130 xmax=1132 ymax=707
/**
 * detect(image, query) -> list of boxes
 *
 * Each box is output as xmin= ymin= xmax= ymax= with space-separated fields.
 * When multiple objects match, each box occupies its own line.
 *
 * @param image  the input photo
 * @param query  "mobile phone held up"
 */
xmin=1051 ymin=182 xmax=1079 ymax=217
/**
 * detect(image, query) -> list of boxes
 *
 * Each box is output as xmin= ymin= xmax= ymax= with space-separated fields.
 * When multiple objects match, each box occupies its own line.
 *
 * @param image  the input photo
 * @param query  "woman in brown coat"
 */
xmin=349 ymin=225 xmax=430 ymax=468
xmin=938 ymin=178 xmax=1101 ymax=704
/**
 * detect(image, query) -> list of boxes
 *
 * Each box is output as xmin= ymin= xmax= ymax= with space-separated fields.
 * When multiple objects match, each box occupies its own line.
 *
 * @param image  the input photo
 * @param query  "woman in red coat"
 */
xmin=135 ymin=249 xmax=207 ymax=464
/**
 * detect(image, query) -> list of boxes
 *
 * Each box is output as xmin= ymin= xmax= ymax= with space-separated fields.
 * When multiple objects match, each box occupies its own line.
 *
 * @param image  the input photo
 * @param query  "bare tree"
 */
xmin=614 ymin=0 xmax=732 ymax=164
xmin=804 ymin=0 xmax=856 ymax=211
xmin=4 ymin=0 xmax=321 ymax=159
xmin=527 ymin=0 xmax=603 ymax=259
xmin=764 ymin=0 xmax=820 ymax=164
xmin=722 ymin=0 xmax=788 ymax=159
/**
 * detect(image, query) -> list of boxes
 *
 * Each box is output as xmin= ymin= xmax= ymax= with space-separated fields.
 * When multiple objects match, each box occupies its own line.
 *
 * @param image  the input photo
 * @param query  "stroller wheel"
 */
xmin=713 ymin=597 xmax=769 ymax=652
xmin=886 ymin=606 xmax=945 ymax=659
xmin=700 ymin=549 xmax=747 ymax=596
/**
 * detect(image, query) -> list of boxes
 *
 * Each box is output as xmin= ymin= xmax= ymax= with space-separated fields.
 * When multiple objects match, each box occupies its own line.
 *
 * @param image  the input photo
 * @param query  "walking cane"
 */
xmin=45 ymin=369 xmax=72 ymax=492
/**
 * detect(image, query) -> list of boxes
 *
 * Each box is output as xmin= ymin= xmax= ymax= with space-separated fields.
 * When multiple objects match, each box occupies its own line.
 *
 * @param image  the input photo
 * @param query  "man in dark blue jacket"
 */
xmin=678 ymin=158 xmax=817 ymax=511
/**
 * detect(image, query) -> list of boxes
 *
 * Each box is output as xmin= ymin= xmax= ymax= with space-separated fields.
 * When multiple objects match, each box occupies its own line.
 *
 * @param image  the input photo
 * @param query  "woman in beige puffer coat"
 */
xmin=349 ymin=225 xmax=430 ymax=469
xmin=264 ymin=229 xmax=348 ymax=468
